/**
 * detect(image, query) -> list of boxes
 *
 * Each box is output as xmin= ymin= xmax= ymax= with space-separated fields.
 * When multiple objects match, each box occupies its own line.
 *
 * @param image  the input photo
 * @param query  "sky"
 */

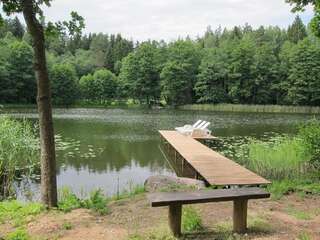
xmin=40 ymin=0 xmax=312 ymax=41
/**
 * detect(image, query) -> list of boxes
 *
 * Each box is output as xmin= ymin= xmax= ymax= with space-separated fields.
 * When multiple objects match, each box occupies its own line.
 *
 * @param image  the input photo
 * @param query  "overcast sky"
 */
xmin=41 ymin=0 xmax=313 ymax=42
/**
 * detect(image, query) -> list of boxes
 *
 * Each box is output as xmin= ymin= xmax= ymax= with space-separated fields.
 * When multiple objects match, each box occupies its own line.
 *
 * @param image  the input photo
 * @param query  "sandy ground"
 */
xmin=1 ymin=193 xmax=320 ymax=240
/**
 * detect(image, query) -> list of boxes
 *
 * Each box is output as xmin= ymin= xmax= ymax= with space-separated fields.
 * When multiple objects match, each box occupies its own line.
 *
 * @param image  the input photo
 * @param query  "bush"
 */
xmin=298 ymin=119 xmax=320 ymax=168
xmin=82 ymin=189 xmax=109 ymax=215
xmin=0 ymin=116 xmax=39 ymax=198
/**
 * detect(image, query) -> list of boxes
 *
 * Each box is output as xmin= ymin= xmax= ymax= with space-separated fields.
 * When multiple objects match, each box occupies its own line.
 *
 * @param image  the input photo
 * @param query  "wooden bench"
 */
xmin=148 ymin=187 xmax=270 ymax=237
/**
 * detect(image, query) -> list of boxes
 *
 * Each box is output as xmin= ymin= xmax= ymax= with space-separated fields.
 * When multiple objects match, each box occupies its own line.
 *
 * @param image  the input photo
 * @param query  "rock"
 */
xmin=144 ymin=175 xmax=206 ymax=193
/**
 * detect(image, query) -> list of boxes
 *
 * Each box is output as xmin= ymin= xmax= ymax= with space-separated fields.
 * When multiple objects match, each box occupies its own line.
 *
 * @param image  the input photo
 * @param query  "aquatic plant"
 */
xmin=0 ymin=116 xmax=39 ymax=199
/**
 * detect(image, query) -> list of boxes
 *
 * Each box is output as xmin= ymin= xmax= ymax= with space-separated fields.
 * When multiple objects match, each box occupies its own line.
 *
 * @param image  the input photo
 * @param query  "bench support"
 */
xmin=168 ymin=204 xmax=182 ymax=237
xmin=233 ymin=199 xmax=248 ymax=233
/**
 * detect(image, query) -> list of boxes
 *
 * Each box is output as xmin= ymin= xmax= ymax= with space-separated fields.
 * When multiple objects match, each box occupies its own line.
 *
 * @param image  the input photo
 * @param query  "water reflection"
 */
xmin=2 ymin=108 xmax=317 ymax=198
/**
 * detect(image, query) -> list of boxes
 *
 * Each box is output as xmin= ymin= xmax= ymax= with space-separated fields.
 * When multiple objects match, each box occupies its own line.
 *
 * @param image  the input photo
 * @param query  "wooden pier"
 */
xmin=159 ymin=130 xmax=270 ymax=186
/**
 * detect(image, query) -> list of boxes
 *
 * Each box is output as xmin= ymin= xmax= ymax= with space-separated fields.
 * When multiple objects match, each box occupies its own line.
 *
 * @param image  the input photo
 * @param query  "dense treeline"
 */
xmin=0 ymin=16 xmax=319 ymax=106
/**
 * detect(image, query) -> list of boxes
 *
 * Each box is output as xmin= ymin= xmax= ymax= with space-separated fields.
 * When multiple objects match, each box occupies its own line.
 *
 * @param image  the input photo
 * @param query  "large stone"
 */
xmin=144 ymin=175 xmax=206 ymax=193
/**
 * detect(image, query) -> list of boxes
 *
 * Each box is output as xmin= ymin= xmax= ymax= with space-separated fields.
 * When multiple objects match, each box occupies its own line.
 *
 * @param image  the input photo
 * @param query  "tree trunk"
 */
xmin=22 ymin=0 xmax=57 ymax=207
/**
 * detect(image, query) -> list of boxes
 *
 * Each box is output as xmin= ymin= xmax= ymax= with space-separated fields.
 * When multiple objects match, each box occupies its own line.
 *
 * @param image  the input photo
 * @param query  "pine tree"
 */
xmin=287 ymin=15 xmax=307 ymax=43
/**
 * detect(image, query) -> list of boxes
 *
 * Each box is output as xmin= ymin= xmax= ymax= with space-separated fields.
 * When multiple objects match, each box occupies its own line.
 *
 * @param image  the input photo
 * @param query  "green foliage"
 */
xmin=297 ymin=231 xmax=312 ymax=240
xmin=161 ymin=40 xmax=201 ymax=106
xmin=286 ymin=205 xmax=313 ymax=220
xmin=0 ymin=201 xmax=44 ymax=226
xmin=50 ymin=63 xmax=79 ymax=106
xmin=0 ymin=40 xmax=36 ymax=104
xmin=287 ymin=15 xmax=307 ymax=43
xmin=286 ymin=0 xmax=320 ymax=37
xmin=182 ymin=207 xmax=203 ymax=232
xmin=0 ymin=116 xmax=39 ymax=199
xmin=62 ymin=222 xmax=73 ymax=230
xmin=195 ymin=48 xmax=230 ymax=103
xmin=5 ymin=228 xmax=30 ymax=240
xmin=119 ymin=43 xmax=161 ymax=105
xmin=58 ymin=187 xmax=109 ymax=215
xmin=57 ymin=187 xmax=82 ymax=212
xmin=247 ymin=136 xmax=310 ymax=179
xmin=287 ymin=38 xmax=320 ymax=105
xmin=114 ymin=184 xmax=145 ymax=200
xmin=0 ymin=13 xmax=318 ymax=107
xmin=82 ymin=189 xmax=109 ymax=215
xmin=79 ymin=68 xmax=117 ymax=101
xmin=267 ymin=178 xmax=320 ymax=200
xmin=298 ymin=119 xmax=320 ymax=168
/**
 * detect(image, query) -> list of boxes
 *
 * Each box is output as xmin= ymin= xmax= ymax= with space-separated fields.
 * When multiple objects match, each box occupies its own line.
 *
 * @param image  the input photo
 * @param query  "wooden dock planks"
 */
xmin=159 ymin=130 xmax=270 ymax=186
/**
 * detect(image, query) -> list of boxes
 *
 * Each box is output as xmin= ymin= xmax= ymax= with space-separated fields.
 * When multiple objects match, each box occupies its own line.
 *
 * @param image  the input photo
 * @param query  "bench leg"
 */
xmin=233 ymin=199 xmax=248 ymax=233
xmin=168 ymin=204 xmax=182 ymax=237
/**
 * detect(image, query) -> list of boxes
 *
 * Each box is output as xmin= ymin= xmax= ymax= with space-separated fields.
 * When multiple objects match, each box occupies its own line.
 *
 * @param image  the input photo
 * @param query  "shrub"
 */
xmin=298 ymin=119 xmax=320 ymax=169
xmin=0 ymin=116 xmax=39 ymax=198
xmin=182 ymin=206 xmax=203 ymax=232
xmin=82 ymin=189 xmax=109 ymax=215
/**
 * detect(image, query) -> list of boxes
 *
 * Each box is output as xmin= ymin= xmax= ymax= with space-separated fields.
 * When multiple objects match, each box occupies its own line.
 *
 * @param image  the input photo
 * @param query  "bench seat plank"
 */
xmin=148 ymin=187 xmax=270 ymax=207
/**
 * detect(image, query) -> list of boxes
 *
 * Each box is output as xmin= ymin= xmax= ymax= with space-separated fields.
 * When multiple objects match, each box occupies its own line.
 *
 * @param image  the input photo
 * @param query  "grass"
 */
xmin=285 ymin=206 xmax=313 ymax=220
xmin=0 ymin=201 xmax=44 ymax=227
xmin=113 ymin=184 xmax=145 ymax=201
xmin=182 ymin=207 xmax=203 ymax=232
xmin=297 ymin=232 xmax=312 ymax=240
xmin=58 ymin=187 xmax=109 ymax=215
xmin=179 ymin=103 xmax=320 ymax=114
xmin=246 ymin=136 xmax=310 ymax=180
xmin=4 ymin=228 xmax=30 ymax=240
xmin=267 ymin=177 xmax=320 ymax=200
xmin=128 ymin=229 xmax=176 ymax=240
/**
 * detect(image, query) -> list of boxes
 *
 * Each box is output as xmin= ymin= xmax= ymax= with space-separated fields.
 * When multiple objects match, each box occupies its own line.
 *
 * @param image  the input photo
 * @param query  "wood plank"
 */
xmin=159 ymin=130 xmax=270 ymax=186
xmin=148 ymin=187 xmax=270 ymax=207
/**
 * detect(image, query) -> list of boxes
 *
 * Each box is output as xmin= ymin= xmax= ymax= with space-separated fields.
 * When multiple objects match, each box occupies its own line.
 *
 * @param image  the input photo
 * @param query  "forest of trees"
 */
xmin=0 ymin=15 xmax=320 ymax=107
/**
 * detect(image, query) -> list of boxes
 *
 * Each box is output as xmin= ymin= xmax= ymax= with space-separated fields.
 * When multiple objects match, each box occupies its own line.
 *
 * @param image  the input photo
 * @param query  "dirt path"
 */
xmin=2 ymin=194 xmax=320 ymax=240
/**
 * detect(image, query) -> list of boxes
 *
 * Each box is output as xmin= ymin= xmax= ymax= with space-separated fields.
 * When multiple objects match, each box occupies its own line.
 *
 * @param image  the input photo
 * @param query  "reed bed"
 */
xmin=246 ymin=137 xmax=310 ymax=180
xmin=0 ymin=116 xmax=39 ymax=199
xmin=180 ymin=104 xmax=320 ymax=114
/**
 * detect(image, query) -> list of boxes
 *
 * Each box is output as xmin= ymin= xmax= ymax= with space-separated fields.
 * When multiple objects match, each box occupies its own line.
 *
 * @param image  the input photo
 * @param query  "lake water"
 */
xmin=3 ymin=108 xmax=317 ymax=199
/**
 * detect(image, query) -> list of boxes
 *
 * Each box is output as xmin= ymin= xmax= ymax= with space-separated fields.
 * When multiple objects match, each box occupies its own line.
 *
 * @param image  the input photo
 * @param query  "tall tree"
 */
xmin=287 ymin=38 xmax=320 ymax=105
xmin=0 ymin=0 xmax=83 ymax=207
xmin=286 ymin=0 xmax=320 ymax=37
xmin=287 ymin=15 xmax=307 ymax=43
xmin=119 ymin=42 xmax=160 ymax=105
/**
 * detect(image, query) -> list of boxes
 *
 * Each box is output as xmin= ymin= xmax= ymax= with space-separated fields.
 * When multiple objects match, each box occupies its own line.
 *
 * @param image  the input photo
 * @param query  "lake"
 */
xmin=2 ymin=108 xmax=317 ymax=199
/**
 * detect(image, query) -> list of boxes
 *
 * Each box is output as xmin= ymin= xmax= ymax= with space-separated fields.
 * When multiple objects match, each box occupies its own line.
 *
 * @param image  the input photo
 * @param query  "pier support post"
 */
xmin=169 ymin=203 xmax=182 ymax=237
xmin=233 ymin=199 xmax=248 ymax=233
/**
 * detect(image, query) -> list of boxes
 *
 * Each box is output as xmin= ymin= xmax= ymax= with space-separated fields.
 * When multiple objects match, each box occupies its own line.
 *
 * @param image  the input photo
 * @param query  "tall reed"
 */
xmin=180 ymin=104 xmax=320 ymax=114
xmin=247 ymin=137 xmax=310 ymax=180
xmin=0 ymin=116 xmax=39 ymax=199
